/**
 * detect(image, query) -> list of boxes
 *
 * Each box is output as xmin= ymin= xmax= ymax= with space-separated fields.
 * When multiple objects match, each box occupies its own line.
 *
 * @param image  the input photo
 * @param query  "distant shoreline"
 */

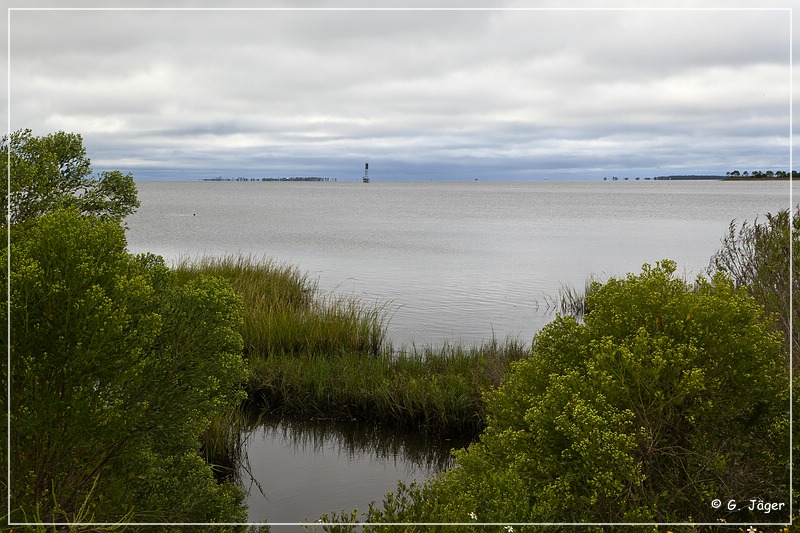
xmin=179 ymin=175 xmax=793 ymax=183
xmin=649 ymin=175 xmax=790 ymax=181
xmin=722 ymin=177 xmax=791 ymax=181
xmin=201 ymin=176 xmax=336 ymax=182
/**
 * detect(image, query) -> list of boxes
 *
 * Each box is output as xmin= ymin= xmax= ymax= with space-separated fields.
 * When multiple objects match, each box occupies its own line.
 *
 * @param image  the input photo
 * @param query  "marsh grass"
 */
xmin=200 ymin=404 xmax=254 ymax=482
xmin=537 ymin=275 xmax=600 ymax=317
xmin=174 ymin=254 xmax=387 ymax=357
xmin=247 ymin=338 xmax=528 ymax=436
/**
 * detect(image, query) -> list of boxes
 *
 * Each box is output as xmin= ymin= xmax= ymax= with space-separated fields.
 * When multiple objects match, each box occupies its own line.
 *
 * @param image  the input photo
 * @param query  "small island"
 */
xmin=723 ymin=169 xmax=795 ymax=180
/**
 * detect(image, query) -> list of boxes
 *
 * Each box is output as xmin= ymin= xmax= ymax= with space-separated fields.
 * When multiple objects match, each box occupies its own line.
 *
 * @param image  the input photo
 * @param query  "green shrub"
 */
xmin=7 ymin=209 xmax=248 ymax=525
xmin=366 ymin=261 xmax=788 ymax=529
xmin=707 ymin=208 xmax=798 ymax=526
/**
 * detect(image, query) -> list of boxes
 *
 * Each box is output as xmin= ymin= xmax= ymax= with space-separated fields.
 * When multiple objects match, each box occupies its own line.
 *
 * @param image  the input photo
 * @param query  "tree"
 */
xmin=370 ymin=262 xmax=788 ymax=528
xmin=1 ymin=129 xmax=139 ymax=225
xmin=6 ymin=208 xmax=249 ymax=525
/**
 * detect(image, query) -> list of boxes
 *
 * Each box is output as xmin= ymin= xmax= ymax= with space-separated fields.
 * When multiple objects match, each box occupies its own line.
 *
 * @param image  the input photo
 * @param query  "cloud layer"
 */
xmin=8 ymin=5 xmax=793 ymax=180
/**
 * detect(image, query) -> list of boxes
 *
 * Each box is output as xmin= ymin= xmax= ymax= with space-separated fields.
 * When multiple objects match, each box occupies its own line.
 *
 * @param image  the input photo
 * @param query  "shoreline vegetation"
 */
xmin=5 ymin=130 xmax=796 ymax=531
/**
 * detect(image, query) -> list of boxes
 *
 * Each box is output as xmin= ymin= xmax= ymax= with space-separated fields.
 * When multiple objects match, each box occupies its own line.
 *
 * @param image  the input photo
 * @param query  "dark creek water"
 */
xmin=241 ymin=415 xmax=472 ymax=524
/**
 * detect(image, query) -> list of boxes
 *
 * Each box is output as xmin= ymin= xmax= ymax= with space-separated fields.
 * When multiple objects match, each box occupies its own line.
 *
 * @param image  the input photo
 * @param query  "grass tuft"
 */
xmin=174 ymin=254 xmax=388 ymax=358
xmin=537 ymin=275 xmax=600 ymax=317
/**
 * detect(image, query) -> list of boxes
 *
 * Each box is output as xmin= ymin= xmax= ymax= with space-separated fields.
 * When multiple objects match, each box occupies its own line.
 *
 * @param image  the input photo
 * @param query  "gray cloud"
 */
xmin=7 ymin=5 xmax=794 ymax=180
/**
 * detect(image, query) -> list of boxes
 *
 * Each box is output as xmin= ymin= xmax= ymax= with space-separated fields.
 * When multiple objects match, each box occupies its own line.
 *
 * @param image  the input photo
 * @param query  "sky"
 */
xmin=3 ymin=0 xmax=797 ymax=181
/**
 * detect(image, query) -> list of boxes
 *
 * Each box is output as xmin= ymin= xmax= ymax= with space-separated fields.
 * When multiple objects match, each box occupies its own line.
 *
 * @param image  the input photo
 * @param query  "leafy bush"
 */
xmin=6 ymin=209 xmax=249 ymax=525
xmin=366 ymin=261 xmax=788 ymax=529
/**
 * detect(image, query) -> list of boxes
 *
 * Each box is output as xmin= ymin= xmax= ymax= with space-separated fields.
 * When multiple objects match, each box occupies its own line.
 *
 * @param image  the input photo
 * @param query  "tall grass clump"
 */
xmin=175 ymin=253 xmax=314 ymax=307
xmin=538 ymin=274 xmax=600 ymax=318
xmin=174 ymin=254 xmax=388 ymax=358
xmin=200 ymin=404 xmax=257 ymax=483
xmin=247 ymin=338 xmax=528 ymax=436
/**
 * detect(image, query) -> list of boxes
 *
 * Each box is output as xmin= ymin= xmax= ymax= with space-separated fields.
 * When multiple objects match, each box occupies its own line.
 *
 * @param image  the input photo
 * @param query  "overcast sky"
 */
xmin=4 ymin=1 xmax=796 ymax=181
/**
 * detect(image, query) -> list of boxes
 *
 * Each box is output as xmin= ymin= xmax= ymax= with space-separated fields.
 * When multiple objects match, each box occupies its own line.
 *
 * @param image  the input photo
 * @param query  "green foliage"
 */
xmin=706 ymin=209 xmax=798 ymax=525
xmin=708 ymin=207 xmax=798 ymax=364
xmin=2 ymin=129 xmax=139 ymax=225
xmin=367 ymin=261 xmax=788 ymax=527
xmin=8 ymin=209 xmax=248 ymax=525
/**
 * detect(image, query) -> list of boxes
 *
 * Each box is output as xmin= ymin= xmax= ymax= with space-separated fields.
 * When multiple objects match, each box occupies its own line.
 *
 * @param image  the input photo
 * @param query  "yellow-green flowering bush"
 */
xmin=367 ymin=261 xmax=788 ymax=530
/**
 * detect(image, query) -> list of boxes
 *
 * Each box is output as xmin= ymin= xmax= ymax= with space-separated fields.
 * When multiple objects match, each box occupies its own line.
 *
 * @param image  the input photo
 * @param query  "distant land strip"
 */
xmin=607 ymin=175 xmax=792 ymax=181
xmin=721 ymin=176 xmax=791 ymax=181
xmin=202 ymin=176 xmax=336 ymax=182
xmin=197 ymin=175 xmax=792 ymax=183
xmin=655 ymin=175 xmax=725 ymax=181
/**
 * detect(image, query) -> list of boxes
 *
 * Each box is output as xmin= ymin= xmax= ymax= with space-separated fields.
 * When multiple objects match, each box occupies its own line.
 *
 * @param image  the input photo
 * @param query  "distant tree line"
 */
xmin=726 ymin=169 xmax=797 ymax=179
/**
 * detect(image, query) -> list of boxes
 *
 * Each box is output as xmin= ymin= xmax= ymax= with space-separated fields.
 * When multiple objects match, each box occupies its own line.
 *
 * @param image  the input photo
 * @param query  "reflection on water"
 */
xmin=242 ymin=414 xmax=472 ymax=524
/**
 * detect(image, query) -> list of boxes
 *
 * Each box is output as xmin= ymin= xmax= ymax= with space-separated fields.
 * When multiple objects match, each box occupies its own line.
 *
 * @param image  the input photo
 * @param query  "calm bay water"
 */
xmin=127 ymin=179 xmax=789 ymax=348
xmin=125 ymin=179 xmax=789 ymax=525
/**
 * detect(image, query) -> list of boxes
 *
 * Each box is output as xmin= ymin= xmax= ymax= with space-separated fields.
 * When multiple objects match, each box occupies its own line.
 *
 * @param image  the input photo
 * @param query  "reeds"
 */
xmin=174 ymin=254 xmax=315 ymax=310
xmin=538 ymin=275 xmax=600 ymax=318
xmin=247 ymin=338 xmax=528 ymax=437
xmin=174 ymin=254 xmax=387 ymax=357
xmin=200 ymin=404 xmax=254 ymax=483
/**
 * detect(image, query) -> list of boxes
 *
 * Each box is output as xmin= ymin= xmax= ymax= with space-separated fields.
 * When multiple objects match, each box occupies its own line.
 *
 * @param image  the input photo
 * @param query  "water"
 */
xmin=124 ymin=179 xmax=789 ymax=525
xmin=126 ymin=179 xmax=790 ymax=348
xmin=241 ymin=415 xmax=467 ymax=525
